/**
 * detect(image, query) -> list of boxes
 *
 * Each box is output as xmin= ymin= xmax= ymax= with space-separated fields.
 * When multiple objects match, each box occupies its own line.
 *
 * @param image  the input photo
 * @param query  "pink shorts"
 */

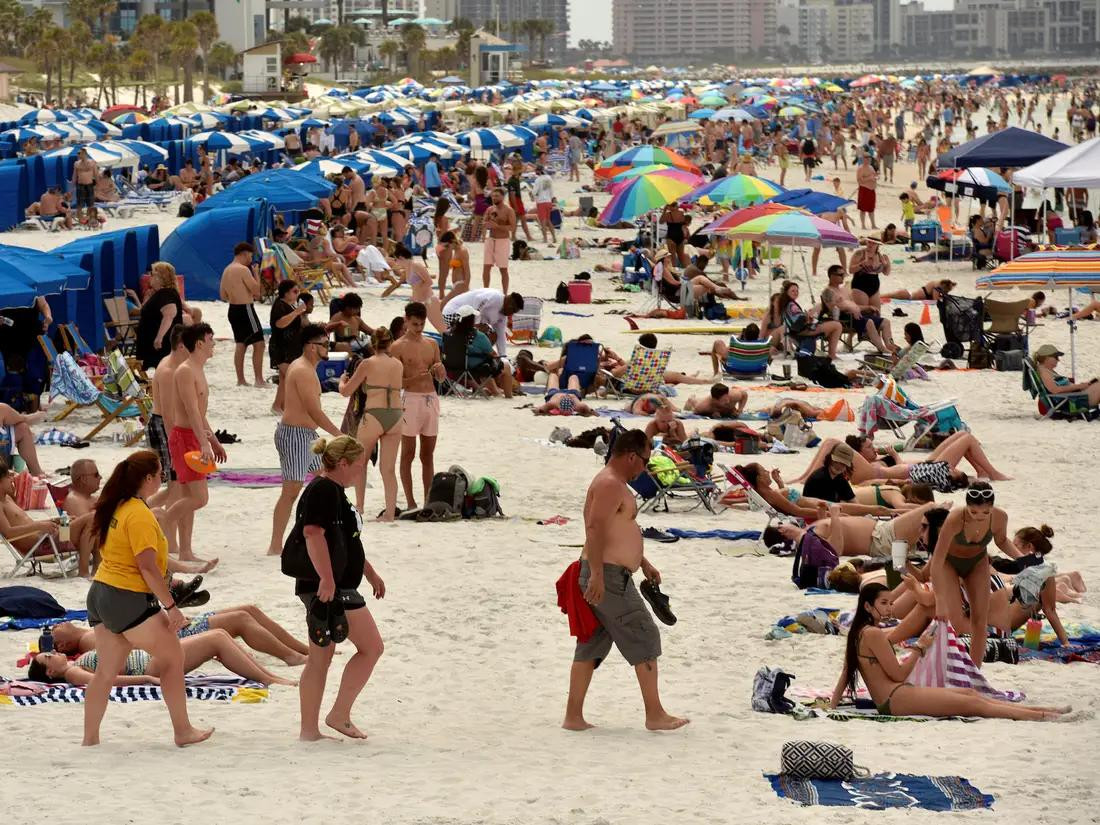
xmin=402 ymin=391 xmax=440 ymax=438
xmin=484 ymin=236 xmax=510 ymax=269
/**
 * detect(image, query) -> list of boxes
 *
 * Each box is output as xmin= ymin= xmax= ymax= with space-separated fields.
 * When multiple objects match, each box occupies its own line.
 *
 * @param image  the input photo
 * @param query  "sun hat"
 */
xmin=1033 ymin=344 xmax=1063 ymax=359
xmin=829 ymin=442 xmax=855 ymax=467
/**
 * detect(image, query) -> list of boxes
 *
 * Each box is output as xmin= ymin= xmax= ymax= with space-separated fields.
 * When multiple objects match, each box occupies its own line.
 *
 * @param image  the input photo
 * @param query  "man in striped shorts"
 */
xmin=267 ymin=323 xmax=342 ymax=556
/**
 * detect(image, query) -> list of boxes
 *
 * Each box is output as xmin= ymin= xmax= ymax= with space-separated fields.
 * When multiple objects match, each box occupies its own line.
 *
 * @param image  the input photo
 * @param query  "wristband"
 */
xmin=162 ymin=601 xmax=176 ymax=611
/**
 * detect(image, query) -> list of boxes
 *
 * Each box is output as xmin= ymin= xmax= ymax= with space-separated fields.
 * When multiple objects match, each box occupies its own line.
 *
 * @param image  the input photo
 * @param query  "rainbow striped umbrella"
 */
xmin=607 ymin=163 xmax=675 ymax=183
xmin=598 ymin=168 xmax=703 ymax=225
xmin=111 ymin=111 xmax=149 ymax=125
xmin=700 ymin=203 xmax=858 ymax=248
xmin=596 ymin=145 xmax=699 ymax=179
xmin=684 ymin=174 xmax=784 ymax=208
xmin=977 ymin=248 xmax=1100 ymax=376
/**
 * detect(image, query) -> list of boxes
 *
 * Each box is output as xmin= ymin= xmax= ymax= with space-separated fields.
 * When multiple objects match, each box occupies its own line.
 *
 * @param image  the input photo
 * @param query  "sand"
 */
xmin=1 ymin=125 xmax=1099 ymax=825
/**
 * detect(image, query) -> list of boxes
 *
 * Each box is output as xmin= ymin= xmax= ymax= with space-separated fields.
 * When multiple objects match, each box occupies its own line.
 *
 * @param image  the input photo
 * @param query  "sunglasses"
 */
xmin=965 ymin=488 xmax=995 ymax=501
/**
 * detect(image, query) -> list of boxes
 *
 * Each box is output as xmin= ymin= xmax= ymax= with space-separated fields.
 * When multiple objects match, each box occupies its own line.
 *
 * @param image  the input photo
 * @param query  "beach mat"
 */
xmin=0 ymin=610 xmax=88 ymax=631
xmin=0 ymin=674 xmax=268 ymax=706
xmin=594 ymin=408 xmax=778 ymax=421
xmin=204 ymin=469 xmax=309 ymax=488
xmin=666 ymin=528 xmax=760 ymax=542
xmin=765 ymin=772 xmax=994 ymax=811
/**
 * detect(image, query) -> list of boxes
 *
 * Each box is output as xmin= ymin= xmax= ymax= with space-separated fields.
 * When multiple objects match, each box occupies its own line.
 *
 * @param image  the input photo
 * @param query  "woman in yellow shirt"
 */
xmin=84 ymin=450 xmax=213 ymax=748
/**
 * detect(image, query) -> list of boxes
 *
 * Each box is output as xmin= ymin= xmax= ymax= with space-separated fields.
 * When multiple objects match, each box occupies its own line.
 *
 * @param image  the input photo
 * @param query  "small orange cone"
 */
xmin=919 ymin=303 xmax=932 ymax=325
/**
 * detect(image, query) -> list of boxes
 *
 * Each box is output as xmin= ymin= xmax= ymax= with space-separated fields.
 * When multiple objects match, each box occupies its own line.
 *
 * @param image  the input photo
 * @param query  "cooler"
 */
xmin=567 ymin=280 xmax=592 ymax=303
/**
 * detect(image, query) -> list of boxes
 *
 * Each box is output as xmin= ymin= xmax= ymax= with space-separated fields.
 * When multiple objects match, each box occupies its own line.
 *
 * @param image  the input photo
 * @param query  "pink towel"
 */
xmin=908 ymin=620 xmax=1025 ymax=702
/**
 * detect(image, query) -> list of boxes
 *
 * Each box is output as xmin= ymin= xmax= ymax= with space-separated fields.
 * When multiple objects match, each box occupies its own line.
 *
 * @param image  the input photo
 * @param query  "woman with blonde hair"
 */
xmin=339 ymin=328 xmax=404 ymax=519
xmin=283 ymin=435 xmax=385 ymax=741
xmin=136 ymin=261 xmax=200 ymax=370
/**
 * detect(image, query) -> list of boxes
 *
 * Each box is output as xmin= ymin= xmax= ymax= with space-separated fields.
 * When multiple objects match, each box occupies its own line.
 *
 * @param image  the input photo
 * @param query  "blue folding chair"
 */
xmin=560 ymin=340 xmax=601 ymax=393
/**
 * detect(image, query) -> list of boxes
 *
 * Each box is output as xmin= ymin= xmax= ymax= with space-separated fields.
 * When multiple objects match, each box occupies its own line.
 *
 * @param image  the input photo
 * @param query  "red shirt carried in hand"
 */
xmin=556 ymin=560 xmax=600 ymax=643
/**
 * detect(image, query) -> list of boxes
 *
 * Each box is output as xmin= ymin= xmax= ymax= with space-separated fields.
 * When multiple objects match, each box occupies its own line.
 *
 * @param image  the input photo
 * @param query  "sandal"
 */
xmin=169 ymin=575 xmax=203 ymax=607
xmin=329 ymin=602 xmax=349 ymax=644
xmin=639 ymin=580 xmax=677 ymax=626
xmin=306 ymin=597 xmax=333 ymax=647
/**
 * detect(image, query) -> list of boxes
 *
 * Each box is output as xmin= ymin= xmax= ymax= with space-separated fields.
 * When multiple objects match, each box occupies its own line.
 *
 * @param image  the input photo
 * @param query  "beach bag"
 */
xmin=555 ymin=281 xmax=570 ymax=303
xmin=792 ymin=530 xmax=839 ymax=589
xmin=994 ymin=349 xmax=1024 ymax=372
xmin=427 ymin=466 xmax=470 ymax=515
xmin=466 ymin=476 xmax=503 ymax=519
xmin=0 ymin=586 xmax=66 ymax=619
xmin=703 ymin=301 xmax=728 ymax=321
xmin=781 ymin=741 xmax=867 ymax=780
xmin=797 ymin=355 xmax=850 ymax=389
xmin=751 ymin=666 xmax=795 ymax=714
xmin=177 ymin=202 xmax=194 ymax=218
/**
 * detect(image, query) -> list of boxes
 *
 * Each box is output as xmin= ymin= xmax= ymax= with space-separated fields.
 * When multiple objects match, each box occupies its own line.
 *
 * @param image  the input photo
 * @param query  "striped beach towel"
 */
xmin=907 ymin=620 xmax=1025 ymax=702
xmin=0 ymin=675 xmax=268 ymax=707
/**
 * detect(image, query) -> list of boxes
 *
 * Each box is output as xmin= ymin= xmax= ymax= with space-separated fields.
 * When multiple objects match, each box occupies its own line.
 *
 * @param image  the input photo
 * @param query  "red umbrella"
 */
xmin=285 ymin=53 xmax=318 ymax=64
xmin=101 ymin=104 xmax=145 ymax=122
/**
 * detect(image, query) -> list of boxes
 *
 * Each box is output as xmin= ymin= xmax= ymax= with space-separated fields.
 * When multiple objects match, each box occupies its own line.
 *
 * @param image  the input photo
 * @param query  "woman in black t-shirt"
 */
xmin=285 ymin=435 xmax=385 ymax=740
xmin=269 ymin=280 xmax=311 ymax=413
xmin=136 ymin=262 xmax=199 ymax=369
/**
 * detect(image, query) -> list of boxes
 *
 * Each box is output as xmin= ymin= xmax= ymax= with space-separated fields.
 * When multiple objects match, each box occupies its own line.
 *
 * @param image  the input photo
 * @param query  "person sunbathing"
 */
xmin=685 ymin=383 xmax=748 ymax=418
xmin=644 ymin=399 xmax=687 ymax=446
xmin=28 ymin=629 xmax=298 ymax=687
xmin=883 ymin=279 xmax=956 ymax=302
xmin=534 ymin=373 xmax=596 ymax=417
xmin=781 ymin=500 xmax=947 ymax=558
xmin=48 ymin=605 xmax=309 ymax=666
xmin=851 ymin=481 xmax=935 ymax=511
xmin=600 ymin=333 xmax=714 ymax=390
xmin=793 ymin=431 xmax=1011 ymax=487
xmin=698 ymin=422 xmax=772 ymax=448
xmin=732 ymin=463 xmax=831 ymax=522
xmin=1033 ymin=344 xmax=1100 ymax=405
xmin=828 ymin=582 xmax=1067 ymax=720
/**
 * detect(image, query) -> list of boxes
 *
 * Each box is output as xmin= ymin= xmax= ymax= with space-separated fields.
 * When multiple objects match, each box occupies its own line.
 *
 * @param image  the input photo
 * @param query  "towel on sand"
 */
xmin=910 ymin=620 xmax=1025 ymax=702
xmin=0 ymin=610 xmax=88 ymax=631
xmin=666 ymin=528 xmax=761 ymax=541
xmin=0 ymin=674 xmax=268 ymax=706
xmin=766 ymin=772 xmax=994 ymax=811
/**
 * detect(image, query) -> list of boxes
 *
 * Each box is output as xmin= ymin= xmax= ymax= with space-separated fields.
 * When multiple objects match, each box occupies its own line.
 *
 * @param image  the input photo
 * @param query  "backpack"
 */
xmin=555 ymin=281 xmax=570 ymax=303
xmin=177 ymin=202 xmax=194 ymax=218
xmin=702 ymin=301 xmax=727 ymax=321
xmin=797 ymin=354 xmax=851 ymax=388
xmin=466 ymin=477 xmax=503 ymax=518
xmin=751 ymin=666 xmax=796 ymax=714
xmin=791 ymin=530 xmax=839 ymax=589
xmin=427 ymin=465 xmax=471 ymax=514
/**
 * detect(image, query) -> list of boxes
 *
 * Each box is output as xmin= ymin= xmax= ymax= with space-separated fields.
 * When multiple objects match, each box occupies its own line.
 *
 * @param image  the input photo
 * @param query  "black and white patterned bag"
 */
xmin=780 ymin=741 xmax=869 ymax=780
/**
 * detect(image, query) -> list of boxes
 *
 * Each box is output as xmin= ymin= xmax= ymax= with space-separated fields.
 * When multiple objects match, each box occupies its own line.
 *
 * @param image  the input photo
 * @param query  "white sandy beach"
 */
xmin=1 ymin=143 xmax=1098 ymax=825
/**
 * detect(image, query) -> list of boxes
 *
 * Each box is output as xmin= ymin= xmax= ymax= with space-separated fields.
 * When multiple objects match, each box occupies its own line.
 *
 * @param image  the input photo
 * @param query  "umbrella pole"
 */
xmin=1068 ymin=286 xmax=1078 ymax=381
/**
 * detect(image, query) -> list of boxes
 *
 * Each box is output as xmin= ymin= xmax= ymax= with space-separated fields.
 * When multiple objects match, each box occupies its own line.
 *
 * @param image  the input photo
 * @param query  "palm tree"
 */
xmin=67 ymin=20 xmax=91 ymax=84
xmin=278 ymin=28 xmax=311 ymax=56
xmin=134 ymin=13 xmax=170 ymax=97
xmin=168 ymin=19 xmax=198 ymax=104
xmin=206 ymin=41 xmax=237 ymax=81
xmin=20 ymin=11 xmax=55 ymax=102
xmin=399 ymin=22 xmax=425 ymax=76
xmin=378 ymin=39 xmax=400 ymax=72
xmin=191 ymin=10 xmax=218 ymax=102
xmin=448 ymin=17 xmax=474 ymax=68
xmin=129 ymin=47 xmax=152 ymax=107
xmin=533 ymin=19 xmax=555 ymax=62
xmin=318 ymin=25 xmax=349 ymax=74
xmin=0 ymin=0 xmax=24 ymax=55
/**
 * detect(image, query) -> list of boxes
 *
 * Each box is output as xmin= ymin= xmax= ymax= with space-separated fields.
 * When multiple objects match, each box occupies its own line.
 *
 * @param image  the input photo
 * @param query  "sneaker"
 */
xmin=642 ymin=527 xmax=679 ymax=543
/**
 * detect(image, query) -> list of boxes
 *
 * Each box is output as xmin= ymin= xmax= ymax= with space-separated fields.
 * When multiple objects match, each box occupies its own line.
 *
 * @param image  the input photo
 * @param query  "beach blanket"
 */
xmin=1015 ymin=626 xmax=1100 ymax=664
xmin=910 ymin=620 xmax=1025 ymax=702
xmin=0 ymin=675 xmax=268 ymax=706
xmin=0 ymin=610 xmax=88 ymax=631
xmin=666 ymin=528 xmax=760 ymax=542
xmin=775 ymin=608 xmax=842 ymax=634
xmin=594 ymin=408 xmax=775 ymax=421
xmin=551 ymin=311 xmax=594 ymax=317
xmin=204 ymin=469 xmax=315 ymax=488
xmin=765 ymin=772 xmax=994 ymax=811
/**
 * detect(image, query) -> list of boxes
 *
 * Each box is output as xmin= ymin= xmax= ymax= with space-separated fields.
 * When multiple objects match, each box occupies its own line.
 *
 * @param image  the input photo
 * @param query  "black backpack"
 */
xmin=466 ymin=481 xmax=503 ymax=518
xmin=177 ymin=202 xmax=194 ymax=218
xmin=426 ymin=466 xmax=470 ymax=514
xmin=555 ymin=281 xmax=570 ymax=303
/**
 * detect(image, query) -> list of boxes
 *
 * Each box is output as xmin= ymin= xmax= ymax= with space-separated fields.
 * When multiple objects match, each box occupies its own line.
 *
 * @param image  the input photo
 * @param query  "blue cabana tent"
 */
xmin=936 ymin=127 xmax=1069 ymax=169
xmin=161 ymin=201 xmax=273 ymax=300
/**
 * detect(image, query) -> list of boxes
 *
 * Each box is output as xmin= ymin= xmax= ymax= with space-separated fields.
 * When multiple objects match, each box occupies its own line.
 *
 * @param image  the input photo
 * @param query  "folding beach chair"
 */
xmin=605 ymin=419 xmax=718 ymax=514
xmin=103 ymin=294 xmax=138 ymax=355
xmin=720 ymin=337 xmax=770 ymax=378
xmin=47 ymin=351 xmax=145 ymax=443
xmin=721 ymin=465 xmax=801 ymax=533
xmin=982 ymin=298 xmax=1031 ymax=352
xmin=860 ymin=376 xmax=964 ymax=449
xmin=507 ymin=296 xmax=544 ymax=344
xmin=439 ymin=332 xmax=491 ymax=398
xmin=21 ymin=215 xmax=63 ymax=232
xmin=861 ymin=340 xmax=930 ymax=382
xmin=1022 ymin=357 xmax=1096 ymax=421
xmin=600 ymin=345 xmax=670 ymax=399
xmin=560 ymin=340 xmax=601 ymax=395
xmin=4 ymin=532 xmax=77 ymax=579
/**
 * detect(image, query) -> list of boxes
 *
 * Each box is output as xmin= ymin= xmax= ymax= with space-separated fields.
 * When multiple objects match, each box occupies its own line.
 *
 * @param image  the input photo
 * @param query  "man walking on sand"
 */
xmin=146 ymin=325 xmax=194 ymax=557
xmin=163 ymin=324 xmax=224 ymax=563
xmin=391 ymin=302 xmax=445 ymax=511
xmin=72 ymin=147 xmax=98 ymax=225
xmin=220 ymin=242 xmax=266 ymax=387
xmin=856 ymin=153 xmax=878 ymax=230
xmin=482 ymin=187 xmax=516 ymax=293
xmin=563 ymin=428 xmax=688 ymax=732
xmin=267 ymin=323 xmax=342 ymax=555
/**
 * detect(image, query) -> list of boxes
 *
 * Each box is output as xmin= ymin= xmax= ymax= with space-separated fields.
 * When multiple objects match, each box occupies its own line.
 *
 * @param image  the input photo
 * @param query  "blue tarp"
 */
xmin=937 ymin=127 xmax=1069 ymax=170
xmin=161 ymin=202 xmax=272 ymax=300
xmin=767 ymin=188 xmax=852 ymax=214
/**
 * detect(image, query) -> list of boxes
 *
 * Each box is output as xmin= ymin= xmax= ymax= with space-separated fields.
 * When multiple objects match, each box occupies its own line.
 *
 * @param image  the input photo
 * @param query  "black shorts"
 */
xmin=228 ymin=303 xmax=264 ymax=345
xmin=87 ymin=581 xmax=161 ymax=634
xmin=76 ymin=183 xmax=95 ymax=210
xmin=146 ymin=413 xmax=176 ymax=482
xmin=296 ymin=589 xmax=366 ymax=610
xmin=850 ymin=271 xmax=881 ymax=299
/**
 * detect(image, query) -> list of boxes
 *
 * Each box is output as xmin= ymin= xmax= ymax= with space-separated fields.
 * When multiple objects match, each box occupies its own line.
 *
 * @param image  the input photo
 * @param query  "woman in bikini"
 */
xmin=368 ymin=178 xmax=389 ymax=248
xmin=330 ymin=224 xmax=361 ymax=267
xmin=387 ymin=177 xmax=409 ymax=249
xmin=883 ymin=279 xmax=956 ymax=302
xmin=829 ymin=582 xmax=1066 ymax=719
xmin=931 ymin=481 xmax=1018 ymax=667
xmin=386 ymin=243 xmax=445 ymax=332
xmin=340 ymin=327 xmax=404 ymax=520
xmin=848 ymin=237 xmax=890 ymax=314
xmin=436 ymin=231 xmax=471 ymax=303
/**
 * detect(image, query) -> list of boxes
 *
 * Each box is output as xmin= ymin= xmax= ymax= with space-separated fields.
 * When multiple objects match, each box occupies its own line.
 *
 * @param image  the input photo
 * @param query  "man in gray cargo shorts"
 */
xmin=562 ymin=428 xmax=688 ymax=732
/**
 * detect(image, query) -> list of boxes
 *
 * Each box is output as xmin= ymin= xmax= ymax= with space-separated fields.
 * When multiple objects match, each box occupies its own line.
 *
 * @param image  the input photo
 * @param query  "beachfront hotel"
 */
xmin=612 ymin=0 xmax=777 ymax=63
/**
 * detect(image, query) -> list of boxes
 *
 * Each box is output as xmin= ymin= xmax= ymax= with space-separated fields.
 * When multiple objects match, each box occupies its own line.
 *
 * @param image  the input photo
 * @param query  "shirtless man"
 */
xmin=391 ymin=302 xmax=445 ymax=511
xmin=482 ymin=188 xmax=516 ymax=293
xmin=219 ymin=241 xmax=266 ymax=387
xmin=685 ymin=383 xmax=747 ymax=419
xmin=72 ymin=148 xmax=98 ymax=224
xmin=174 ymin=159 xmax=198 ymax=193
xmin=563 ymin=428 xmax=688 ymax=732
xmin=0 ymin=458 xmax=66 ymax=567
xmin=0 ymin=402 xmax=46 ymax=476
xmin=267 ymin=323 xmax=342 ymax=555
xmin=645 ymin=400 xmax=687 ymax=446
xmin=163 ymin=324 xmax=225 ymax=562
xmin=35 ymin=187 xmax=73 ymax=229
xmin=824 ymin=266 xmax=897 ymax=353
xmin=342 ymin=166 xmax=369 ymax=242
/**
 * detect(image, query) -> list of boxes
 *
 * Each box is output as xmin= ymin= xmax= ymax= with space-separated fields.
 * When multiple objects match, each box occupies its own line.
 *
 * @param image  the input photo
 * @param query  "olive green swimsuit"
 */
xmin=362 ymin=383 xmax=402 ymax=432
xmin=947 ymin=512 xmax=993 ymax=577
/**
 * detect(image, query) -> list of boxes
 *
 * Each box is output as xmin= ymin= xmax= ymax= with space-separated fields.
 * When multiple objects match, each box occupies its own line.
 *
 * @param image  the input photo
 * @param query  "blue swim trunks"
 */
xmin=178 ymin=612 xmax=213 ymax=638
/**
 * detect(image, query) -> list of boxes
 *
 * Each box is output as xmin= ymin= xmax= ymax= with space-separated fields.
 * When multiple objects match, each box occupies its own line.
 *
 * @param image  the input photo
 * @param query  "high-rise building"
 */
xmin=612 ymin=0 xmax=777 ymax=63
xmin=424 ymin=0 xmax=458 ymax=20
xmin=454 ymin=0 xmax=568 ymax=55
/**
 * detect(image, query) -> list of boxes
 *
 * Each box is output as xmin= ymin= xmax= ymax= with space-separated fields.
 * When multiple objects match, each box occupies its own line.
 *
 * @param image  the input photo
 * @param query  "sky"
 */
xmin=568 ymin=0 xmax=956 ymax=48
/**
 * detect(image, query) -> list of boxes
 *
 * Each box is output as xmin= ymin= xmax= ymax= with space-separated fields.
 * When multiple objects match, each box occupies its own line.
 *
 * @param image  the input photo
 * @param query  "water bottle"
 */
xmin=58 ymin=513 xmax=70 ymax=543
xmin=1023 ymin=618 xmax=1042 ymax=650
xmin=39 ymin=626 xmax=54 ymax=653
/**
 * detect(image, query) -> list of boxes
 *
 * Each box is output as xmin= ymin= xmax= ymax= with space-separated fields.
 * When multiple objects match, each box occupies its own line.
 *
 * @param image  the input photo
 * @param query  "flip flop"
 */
xmin=329 ymin=602 xmax=349 ymax=644
xmin=642 ymin=527 xmax=679 ymax=543
xmin=307 ymin=598 xmax=333 ymax=647
xmin=639 ymin=580 xmax=677 ymax=626
xmin=169 ymin=575 xmax=203 ymax=607
xmin=180 ymin=589 xmax=211 ymax=609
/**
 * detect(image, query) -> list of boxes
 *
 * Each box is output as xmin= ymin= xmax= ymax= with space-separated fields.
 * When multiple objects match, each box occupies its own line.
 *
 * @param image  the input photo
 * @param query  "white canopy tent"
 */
xmin=1013 ymin=137 xmax=1100 ymax=189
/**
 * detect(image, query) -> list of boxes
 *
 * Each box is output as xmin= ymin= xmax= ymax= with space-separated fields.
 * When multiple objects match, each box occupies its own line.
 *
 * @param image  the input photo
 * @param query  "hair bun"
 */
xmin=1040 ymin=524 xmax=1054 ymax=538
xmin=311 ymin=438 xmax=329 ymax=456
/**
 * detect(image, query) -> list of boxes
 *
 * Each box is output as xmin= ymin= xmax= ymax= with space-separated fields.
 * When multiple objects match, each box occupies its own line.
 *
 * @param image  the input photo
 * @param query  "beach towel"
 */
xmin=765 ymin=772 xmax=994 ymax=811
xmin=551 ymin=311 xmax=594 ymax=317
xmin=33 ymin=428 xmax=84 ymax=447
xmin=0 ymin=610 xmax=88 ymax=631
xmin=555 ymin=560 xmax=599 ymax=644
xmin=0 ymin=675 xmax=268 ymax=706
xmin=665 ymin=528 xmax=761 ymax=542
xmin=908 ymin=620 xmax=1025 ymax=702
xmin=594 ymin=408 xmax=775 ymax=422
xmin=203 ymin=469 xmax=315 ymax=488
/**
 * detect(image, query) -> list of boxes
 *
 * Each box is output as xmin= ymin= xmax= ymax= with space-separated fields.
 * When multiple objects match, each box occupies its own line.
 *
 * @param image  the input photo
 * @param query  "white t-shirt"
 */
xmin=443 ymin=288 xmax=508 ymax=356
xmin=532 ymin=173 xmax=554 ymax=204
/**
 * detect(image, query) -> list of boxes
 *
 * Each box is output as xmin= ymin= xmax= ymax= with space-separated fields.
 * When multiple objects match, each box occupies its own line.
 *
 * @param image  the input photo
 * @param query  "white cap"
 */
xmin=456 ymin=305 xmax=478 ymax=319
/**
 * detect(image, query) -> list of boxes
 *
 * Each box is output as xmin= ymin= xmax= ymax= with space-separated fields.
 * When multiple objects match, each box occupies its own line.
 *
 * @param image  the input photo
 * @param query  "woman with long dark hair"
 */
xmin=83 ymin=450 xmax=213 ymax=747
xmin=829 ymin=583 xmax=1066 ymax=719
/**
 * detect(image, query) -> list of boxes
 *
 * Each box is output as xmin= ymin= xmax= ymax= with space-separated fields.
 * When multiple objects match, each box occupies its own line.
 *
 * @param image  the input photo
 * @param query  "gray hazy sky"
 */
xmin=568 ymin=0 xmax=955 ymax=47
